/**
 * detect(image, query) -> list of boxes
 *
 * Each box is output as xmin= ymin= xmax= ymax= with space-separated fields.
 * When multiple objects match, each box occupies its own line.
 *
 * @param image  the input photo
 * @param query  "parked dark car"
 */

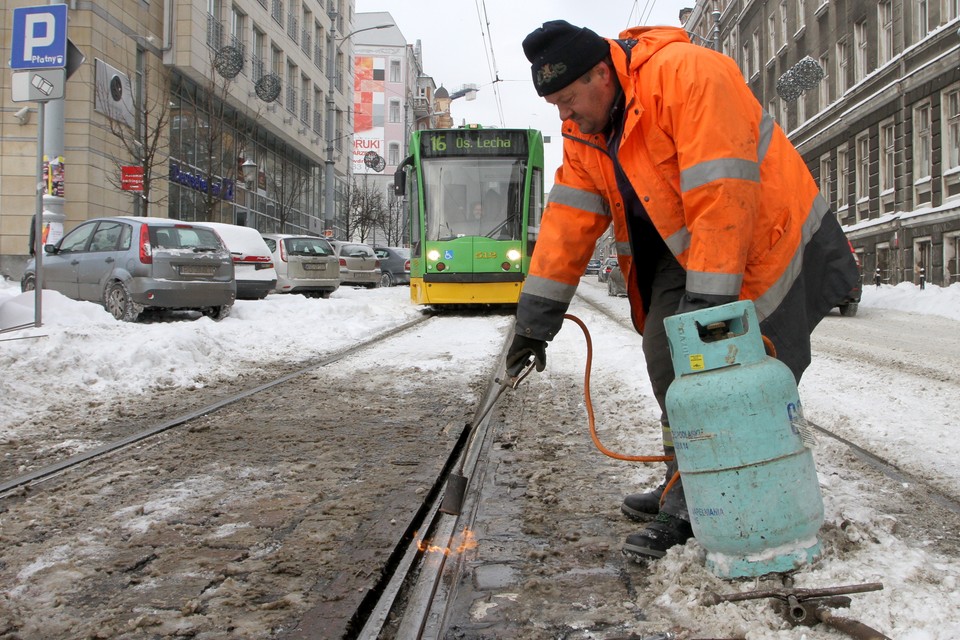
xmin=597 ymin=257 xmax=618 ymax=283
xmin=374 ymin=246 xmax=410 ymax=287
xmin=837 ymin=240 xmax=862 ymax=317
xmin=21 ymin=216 xmax=235 ymax=321
xmin=585 ymin=259 xmax=602 ymax=276
xmin=607 ymin=262 xmax=628 ymax=297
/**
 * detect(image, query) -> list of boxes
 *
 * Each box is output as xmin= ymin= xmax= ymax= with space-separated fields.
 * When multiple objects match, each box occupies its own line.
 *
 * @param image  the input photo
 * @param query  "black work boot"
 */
xmin=622 ymin=513 xmax=694 ymax=561
xmin=620 ymin=483 xmax=666 ymax=521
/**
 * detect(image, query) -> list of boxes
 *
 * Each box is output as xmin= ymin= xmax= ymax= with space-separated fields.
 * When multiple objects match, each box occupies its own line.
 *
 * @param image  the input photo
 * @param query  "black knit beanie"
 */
xmin=522 ymin=20 xmax=609 ymax=96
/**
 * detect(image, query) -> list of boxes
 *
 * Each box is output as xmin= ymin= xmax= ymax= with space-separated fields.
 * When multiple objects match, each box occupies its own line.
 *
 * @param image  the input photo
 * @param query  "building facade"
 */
xmin=686 ymin=0 xmax=960 ymax=286
xmin=0 ymin=0 xmax=361 ymax=281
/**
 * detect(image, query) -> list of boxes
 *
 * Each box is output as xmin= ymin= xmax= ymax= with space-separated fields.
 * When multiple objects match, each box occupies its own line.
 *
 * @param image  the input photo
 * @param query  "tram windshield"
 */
xmin=421 ymin=158 xmax=526 ymax=241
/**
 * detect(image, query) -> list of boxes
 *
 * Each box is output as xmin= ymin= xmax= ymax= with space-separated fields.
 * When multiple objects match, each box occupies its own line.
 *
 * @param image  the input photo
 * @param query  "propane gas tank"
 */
xmin=664 ymin=300 xmax=823 ymax=578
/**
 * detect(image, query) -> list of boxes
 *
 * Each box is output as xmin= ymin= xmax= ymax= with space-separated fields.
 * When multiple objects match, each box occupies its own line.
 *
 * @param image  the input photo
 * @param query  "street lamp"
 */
xmin=324 ymin=22 xmax=391 ymax=238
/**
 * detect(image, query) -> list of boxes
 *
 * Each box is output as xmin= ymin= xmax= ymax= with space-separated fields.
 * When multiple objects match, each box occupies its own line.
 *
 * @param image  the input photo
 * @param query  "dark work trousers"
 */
xmin=640 ymin=247 xmax=689 ymax=521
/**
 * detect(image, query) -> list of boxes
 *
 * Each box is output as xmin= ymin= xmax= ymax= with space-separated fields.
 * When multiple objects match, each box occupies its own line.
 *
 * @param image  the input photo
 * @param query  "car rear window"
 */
xmin=151 ymin=226 xmax=223 ymax=251
xmin=284 ymin=237 xmax=334 ymax=256
xmin=341 ymin=243 xmax=374 ymax=258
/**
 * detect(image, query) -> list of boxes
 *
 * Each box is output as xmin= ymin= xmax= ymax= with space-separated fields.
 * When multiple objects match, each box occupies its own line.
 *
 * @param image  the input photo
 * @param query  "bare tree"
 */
xmin=263 ymin=158 xmax=311 ymax=233
xmin=382 ymin=192 xmax=406 ymax=246
xmin=176 ymin=44 xmax=266 ymax=223
xmin=99 ymin=57 xmax=171 ymax=215
xmin=344 ymin=177 xmax=387 ymax=242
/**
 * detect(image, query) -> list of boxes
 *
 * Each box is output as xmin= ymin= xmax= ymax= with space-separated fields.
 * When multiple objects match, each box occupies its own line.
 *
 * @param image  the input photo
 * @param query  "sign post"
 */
xmin=10 ymin=4 xmax=69 ymax=328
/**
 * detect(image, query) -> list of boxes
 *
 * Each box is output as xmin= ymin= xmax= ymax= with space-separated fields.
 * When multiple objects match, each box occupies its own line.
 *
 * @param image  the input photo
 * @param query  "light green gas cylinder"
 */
xmin=664 ymin=300 xmax=823 ymax=578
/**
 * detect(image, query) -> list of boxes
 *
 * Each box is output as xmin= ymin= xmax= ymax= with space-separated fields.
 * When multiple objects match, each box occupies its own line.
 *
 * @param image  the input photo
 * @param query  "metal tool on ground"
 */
xmin=704 ymin=581 xmax=890 ymax=640
xmin=439 ymin=360 xmax=535 ymax=516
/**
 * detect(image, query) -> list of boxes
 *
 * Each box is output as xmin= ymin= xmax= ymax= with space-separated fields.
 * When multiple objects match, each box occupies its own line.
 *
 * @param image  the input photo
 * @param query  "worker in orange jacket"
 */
xmin=506 ymin=20 xmax=858 ymax=561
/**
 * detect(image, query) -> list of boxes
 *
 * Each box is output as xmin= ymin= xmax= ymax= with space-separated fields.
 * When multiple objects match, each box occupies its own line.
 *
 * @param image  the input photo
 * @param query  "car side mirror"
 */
xmin=43 ymin=244 xmax=57 ymax=254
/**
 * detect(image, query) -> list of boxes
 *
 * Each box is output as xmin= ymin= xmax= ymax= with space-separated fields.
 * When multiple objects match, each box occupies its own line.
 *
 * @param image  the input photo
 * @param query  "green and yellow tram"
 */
xmin=394 ymin=126 xmax=544 ymax=306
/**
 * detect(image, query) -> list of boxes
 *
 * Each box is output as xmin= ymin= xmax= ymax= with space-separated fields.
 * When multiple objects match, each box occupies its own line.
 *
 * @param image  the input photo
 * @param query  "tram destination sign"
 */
xmin=420 ymin=130 xmax=528 ymax=158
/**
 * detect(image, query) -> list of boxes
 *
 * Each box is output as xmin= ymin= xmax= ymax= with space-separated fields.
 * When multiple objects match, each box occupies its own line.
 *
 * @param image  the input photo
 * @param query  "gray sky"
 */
xmin=353 ymin=0 xmax=687 ymax=181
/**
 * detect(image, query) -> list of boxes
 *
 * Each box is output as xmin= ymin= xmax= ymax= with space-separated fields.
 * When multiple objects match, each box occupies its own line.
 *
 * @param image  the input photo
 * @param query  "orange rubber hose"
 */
xmin=563 ymin=313 xmax=674 ymax=464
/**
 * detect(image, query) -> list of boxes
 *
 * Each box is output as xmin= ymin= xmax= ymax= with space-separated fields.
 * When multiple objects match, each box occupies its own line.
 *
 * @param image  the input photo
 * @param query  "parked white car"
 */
xmin=261 ymin=234 xmax=340 ymax=298
xmin=194 ymin=222 xmax=277 ymax=300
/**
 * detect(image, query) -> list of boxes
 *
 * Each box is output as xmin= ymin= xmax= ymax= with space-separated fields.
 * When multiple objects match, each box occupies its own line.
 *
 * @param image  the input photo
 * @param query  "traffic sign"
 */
xmin=10 ymin=4 xmax=68 ymax=70
xmin=11 ymin=69 xmax=65 ymax=102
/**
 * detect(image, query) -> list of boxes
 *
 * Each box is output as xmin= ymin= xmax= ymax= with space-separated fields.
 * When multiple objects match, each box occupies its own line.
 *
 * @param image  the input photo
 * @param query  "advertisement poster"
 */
xmin=353 ymin=56 xmax=385 ymax=175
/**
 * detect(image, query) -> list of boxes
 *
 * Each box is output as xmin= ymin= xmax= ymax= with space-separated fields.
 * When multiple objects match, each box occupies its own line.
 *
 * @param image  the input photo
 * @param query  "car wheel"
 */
xmin=21 ymin=273 xmax=36 ymax=292
xmin=380 ymin=272 xmax=393 ymax=288
xmin=104 ymin=281 xmax=142 ymax=322
xmin=202 ymin=305 xmax=232 ymax=321
xmin=839 ymin=303 xmax=858 ymax=317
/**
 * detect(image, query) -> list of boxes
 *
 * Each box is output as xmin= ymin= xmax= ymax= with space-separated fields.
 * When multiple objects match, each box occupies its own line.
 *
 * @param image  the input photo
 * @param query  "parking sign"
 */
xmin=10 ymin=4 xmax=68 ymax=70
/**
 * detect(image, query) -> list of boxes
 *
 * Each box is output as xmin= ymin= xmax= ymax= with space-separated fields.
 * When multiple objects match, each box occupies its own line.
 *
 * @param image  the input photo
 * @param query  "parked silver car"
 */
xmin=261 ymin=234 xmax=340 ymax=298
xmin=330 ymin=241 xmax=381 ymax=288
xmin=20 ymin=216 xmax=236 ymax=321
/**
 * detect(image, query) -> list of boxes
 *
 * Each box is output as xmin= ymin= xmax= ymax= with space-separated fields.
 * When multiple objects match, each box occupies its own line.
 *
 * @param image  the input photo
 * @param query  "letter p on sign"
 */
xmin=24 ymin=14 xmax=56 ymax=59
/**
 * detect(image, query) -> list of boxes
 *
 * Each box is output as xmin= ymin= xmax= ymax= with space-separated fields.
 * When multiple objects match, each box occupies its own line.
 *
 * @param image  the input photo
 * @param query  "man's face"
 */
xmin=544 ymin=63 xmax=616 ymax=135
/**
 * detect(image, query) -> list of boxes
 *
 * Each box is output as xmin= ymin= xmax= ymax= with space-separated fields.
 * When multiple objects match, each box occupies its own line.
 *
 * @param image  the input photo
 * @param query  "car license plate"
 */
xmin=179 ymin=265 xmax=216 ymax=276
xmin=304 ymin=263 xmax=326 ymax=271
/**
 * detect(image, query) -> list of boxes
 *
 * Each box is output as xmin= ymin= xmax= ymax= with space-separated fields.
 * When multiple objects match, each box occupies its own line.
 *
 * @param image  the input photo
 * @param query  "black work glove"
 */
xmin=505 ymin=334 xmax=547 ymax=377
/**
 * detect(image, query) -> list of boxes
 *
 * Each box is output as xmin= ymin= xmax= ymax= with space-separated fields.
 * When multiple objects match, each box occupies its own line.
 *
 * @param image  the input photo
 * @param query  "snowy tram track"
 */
xmin=0 ymin=314 xmax=434 ymax=497
xmin=0 ymin=311 xmax=514 ymax=639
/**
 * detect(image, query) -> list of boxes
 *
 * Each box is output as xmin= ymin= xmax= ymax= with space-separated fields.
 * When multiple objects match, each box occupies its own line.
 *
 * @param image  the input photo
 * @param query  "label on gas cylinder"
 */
xmin=688 ymin=354 xmax=705 ymax=370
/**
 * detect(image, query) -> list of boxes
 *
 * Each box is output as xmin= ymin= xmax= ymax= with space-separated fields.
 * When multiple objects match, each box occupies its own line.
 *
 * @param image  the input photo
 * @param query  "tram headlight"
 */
xmin=506 ymin=249 xmax=521 ymax=262
xmin=427 ymin=249 xmax=441 ymax=261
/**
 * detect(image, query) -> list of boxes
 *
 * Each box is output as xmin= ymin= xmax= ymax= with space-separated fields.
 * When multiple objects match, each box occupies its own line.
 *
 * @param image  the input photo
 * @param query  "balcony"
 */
xmin=206 ymin=14 xmax=223 ymax=50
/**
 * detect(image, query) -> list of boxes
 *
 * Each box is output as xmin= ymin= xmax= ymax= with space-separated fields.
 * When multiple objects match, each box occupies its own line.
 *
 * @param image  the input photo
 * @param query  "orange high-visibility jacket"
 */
xmin=517 ymin=27 xmax=843 ymax=340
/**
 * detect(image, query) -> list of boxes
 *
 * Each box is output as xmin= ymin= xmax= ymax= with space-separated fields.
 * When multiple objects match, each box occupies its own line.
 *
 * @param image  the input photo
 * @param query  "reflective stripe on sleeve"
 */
xmin=615 ymin=241 xmax=632 ymax=256
xmin=521 ymin=274 xmax=578 ymax=304
xmin=685 ymin=269 xmax=743 ymax=298
xmin=680 ymin=158 xmax=760 ymax=193
xmin=547 ymin=184 xmax=610 ymax=216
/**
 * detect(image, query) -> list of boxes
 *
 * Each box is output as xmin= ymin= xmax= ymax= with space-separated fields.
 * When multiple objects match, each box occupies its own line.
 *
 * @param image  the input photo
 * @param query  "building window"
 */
xmin=779 ymin=1 xmax=788 ymax=48
xmin=945 ymin=0 xmax=960 ymax=22
xmin=819 ymin=53 xmax=830 ymax=110
xmin=797 ymin=93 xmax=806 ymax=124
xmin=271 ymin=0 xmax=283 ymax=25
xmin=741 ymin=41 xmax=751 ymax=78
xmin=854 ymin=21 xmax=868 ymax=82
xmin=837 ymin=145 xmax=850 ymax=210
xmin=389 ymin=99 xmax=400 ymax=123
xmin=251 ymin=27 xmax=265 ymax=82
xmin=751 ymin=30 xmax=760 ymax=75
xmin=797 ymin=0 xmax=806 ymax=31
xmin=389 ymin=59 xmax=401 ymax=83
xmin=915 ymin=0 xmax=929 ymax=42
xmin=943 ymin=85 xmax=960 ymax=199
xmin=878 ymin=0 xmax=894 ymax=65
xmin=836 ymin=40 xmax=849 ymax=95
xmin=767 ymin=14 xmax=777 ymax=60
xmin=820 ymin=154 xmax=832 ymax=206
xmin=914 ymin=101 xmax=933 ymax=204
xmin=388 ymin=142 xmax=400 ymax=166
xmin=855 ymin=132 xmax=870 ymax=205
xmin=880 ymin=119 xmax=896 ymax=193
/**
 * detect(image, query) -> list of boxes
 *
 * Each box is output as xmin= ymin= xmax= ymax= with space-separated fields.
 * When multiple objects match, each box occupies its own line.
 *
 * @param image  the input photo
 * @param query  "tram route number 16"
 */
xmin=430 ymin=137 xmax=474 ymax=152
